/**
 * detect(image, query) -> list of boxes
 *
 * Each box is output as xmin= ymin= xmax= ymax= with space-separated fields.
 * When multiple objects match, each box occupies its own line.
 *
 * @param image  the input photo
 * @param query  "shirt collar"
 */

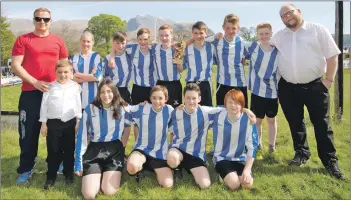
xmin=283 ymin=20 xmax=307 ymax=34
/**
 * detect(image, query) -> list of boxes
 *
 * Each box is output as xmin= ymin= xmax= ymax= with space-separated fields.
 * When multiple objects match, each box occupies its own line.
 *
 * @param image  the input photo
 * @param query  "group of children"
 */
xmin=38 ymin=12 xmax=280 ymax=199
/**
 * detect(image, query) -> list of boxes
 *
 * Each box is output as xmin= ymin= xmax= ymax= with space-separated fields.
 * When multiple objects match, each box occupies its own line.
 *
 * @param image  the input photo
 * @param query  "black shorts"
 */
xmin=131 ymin=84 xmax=152 ymax=105
xmin=82 ymin=139 xmax=125 ymax=176
xmin=216 ymin=83 xmax=248 ymax=107
xmin=174 ymin=148 xmax=206 ymax=172
xmin=156 ymin=80 xmax=182 ymax=108
xmin=131 ymin=149 xmax=169 ymax=173
xmin=250 ymin=93 xmax=278 ymax=118
xmin=215 ymin=160 xmax=245 ymax=179
xmin=117 ymin=87 xmax=131 ymax=105
xmin=186 ymin=81 xmax=212 ymax=106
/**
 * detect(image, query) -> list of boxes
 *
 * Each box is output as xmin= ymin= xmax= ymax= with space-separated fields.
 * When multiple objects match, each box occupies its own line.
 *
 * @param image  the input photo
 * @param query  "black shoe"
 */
xmin=65 ymin=173 xmax=75 ymax=184
xmin=288 ymin=153 xmax=309 ymax=166
xmin=44 ymin=179 xmax=55 ymax=190
xmin=326 ymin=160 xmax=346 ymax=180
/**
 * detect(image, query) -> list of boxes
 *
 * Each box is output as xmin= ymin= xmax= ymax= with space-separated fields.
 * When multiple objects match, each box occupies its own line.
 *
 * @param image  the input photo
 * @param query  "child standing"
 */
xmin=183 ymin=21 xmax=216 ymax=106
xmin=70 ymin=31 xmax=103 ymax=109
xmin=39 ymin=60 xmax=82 ymax=189
xmin=212 ymin=89 xmax=258 ymax=191
xmin=244 ymin=23 xmax=279 ymax=153
xmin=74 ymin=79 xmax=132 ymax=199
xmin=152 ymin=24 xmax=184 ymax=108
xmin=126 ymin=85 xmax=174 ymax=188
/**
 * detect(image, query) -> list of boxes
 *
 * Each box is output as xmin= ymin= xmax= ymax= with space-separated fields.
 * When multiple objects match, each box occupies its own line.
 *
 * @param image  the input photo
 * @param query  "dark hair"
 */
xmin=183 ymin=83 xmax=201 ymax=96
xmin=113 ymin=31 xmax=127 ymax=42
xmin=91 ymin=78 xmax=127 ymax=120
xmin=192 ymin=21 xmax=207 ymax=32
xmin=137 ymin=28 xmax=151 ymax=38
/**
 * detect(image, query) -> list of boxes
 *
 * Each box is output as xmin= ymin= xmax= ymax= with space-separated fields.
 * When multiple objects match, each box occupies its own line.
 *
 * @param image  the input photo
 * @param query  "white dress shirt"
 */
xmin=39 ymin=80 xmax=82 ymax=122
xmin=271 ymin=21 xmax=341 ymax=84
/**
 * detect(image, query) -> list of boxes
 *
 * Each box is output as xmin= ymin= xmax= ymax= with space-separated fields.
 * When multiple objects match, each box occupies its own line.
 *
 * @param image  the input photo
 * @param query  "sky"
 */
xmin=2 ymin=1 xmax=350 ymax=35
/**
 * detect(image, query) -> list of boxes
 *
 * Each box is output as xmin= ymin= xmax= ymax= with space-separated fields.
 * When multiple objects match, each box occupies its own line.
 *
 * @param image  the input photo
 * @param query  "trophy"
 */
xmin=173 ymin=41 xmax=186 ymax=65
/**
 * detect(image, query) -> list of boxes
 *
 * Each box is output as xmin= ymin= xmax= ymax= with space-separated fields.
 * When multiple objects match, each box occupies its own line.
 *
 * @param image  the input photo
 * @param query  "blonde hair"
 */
xmin=33 ymin=7 xmax=51 ymax=18
xmin=80 ymin=31 xmax=95 ymax=42
xmin=56 ymin=60 xmax=73 ymax=70
xmin=223 ymin=14 xmax=240 ymax=26
xmin=256 ymin=23 xmax=272 ymax=31
xmin=159 ymin=24 xmax=173 ymax=33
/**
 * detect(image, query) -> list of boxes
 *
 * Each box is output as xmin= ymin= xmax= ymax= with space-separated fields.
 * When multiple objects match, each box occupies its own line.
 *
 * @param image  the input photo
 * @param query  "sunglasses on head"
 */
xmin=34 ymin=17 xmax=51 ymax=23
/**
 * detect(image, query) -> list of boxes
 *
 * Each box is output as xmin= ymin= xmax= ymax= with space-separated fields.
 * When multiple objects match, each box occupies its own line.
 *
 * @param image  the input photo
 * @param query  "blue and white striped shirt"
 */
xmin=244 ymin=41 xmax=279 ymax=98
xmin=212 ymin=111 xmax=258 ymax=164
xmin=103 ymin=53 xmax=132 ymax=88
xmin=169 ymin=106 xmax=224 ymax=161
xmin=207 ymin=35 xmax=246 ymax=87
xmin=184 ymin=42 xmax=215 ymax=82
xmin=126 ymin=44 xmax=156 ymax=87
xmin=129 ymin=103 xmax=173 ymax=160
xmin=152 ymin=44 xmax=180 ymax=81
xmin=74 ymin=104 xmax=133 ymax=172
xmin=70 ymin=52 xmax=103 ymax=108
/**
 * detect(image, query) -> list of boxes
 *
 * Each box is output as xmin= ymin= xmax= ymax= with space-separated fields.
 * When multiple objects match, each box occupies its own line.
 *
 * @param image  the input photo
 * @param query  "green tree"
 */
xmin=86 ymin=14 xmax=127 ymax=56
xmin=240 ymin=26 xmax=256 ymax=41
xmin=1 ymin=15 xmax=16 ymax=66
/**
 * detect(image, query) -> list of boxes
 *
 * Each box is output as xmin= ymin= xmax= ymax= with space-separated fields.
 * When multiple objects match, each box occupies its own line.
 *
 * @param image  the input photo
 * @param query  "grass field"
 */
xmin=1 ymin=68 xmax=350 ymax=199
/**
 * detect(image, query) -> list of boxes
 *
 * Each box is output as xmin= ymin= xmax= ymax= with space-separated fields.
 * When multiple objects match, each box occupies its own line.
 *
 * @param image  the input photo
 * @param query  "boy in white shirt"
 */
xmin=39 ymin=60 xmax=82 ymax=190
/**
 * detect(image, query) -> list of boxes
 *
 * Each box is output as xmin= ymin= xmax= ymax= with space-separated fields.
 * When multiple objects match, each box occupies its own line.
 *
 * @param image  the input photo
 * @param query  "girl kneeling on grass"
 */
xmin=126 ymin=85 xmax=174 ymax=188
xmin=212 ymin=89 xmax=259 ymax=191
xmin=74 ymin=79 xmax=132 ymax=199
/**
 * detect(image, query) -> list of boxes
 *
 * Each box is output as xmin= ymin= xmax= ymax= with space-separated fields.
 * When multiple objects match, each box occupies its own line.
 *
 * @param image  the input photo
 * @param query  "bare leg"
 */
xmin=223 ymin=172 xmax=241 ymax=191
xmin=190 ymin=166 xmax=211 ymax=189
xmin=126 ymin=151 xmax=146 ymax=175
xmin=81 ymin=174 xmax=101 ymax=200
xmin=154 ymin=167 xmax=174 ymax=188
xmin=256 ymin=118 xmax=263 ymax=149
xmin=100 ymin=171 xmax=122 ymax=195
xmin=267 ymin=117 xmax=277 ymax=152
xmin=167 ymin=148 xmax=183 ymax=169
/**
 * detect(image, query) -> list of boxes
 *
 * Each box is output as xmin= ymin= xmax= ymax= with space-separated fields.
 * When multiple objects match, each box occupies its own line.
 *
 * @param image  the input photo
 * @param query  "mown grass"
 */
xmin=1 ymin=68 xmax=350 ymax=199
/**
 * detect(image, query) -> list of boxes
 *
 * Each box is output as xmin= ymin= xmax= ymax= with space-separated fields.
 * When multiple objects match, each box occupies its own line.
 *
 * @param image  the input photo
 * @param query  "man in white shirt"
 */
xmin=271 ymin=4 xmax=345 ymax=180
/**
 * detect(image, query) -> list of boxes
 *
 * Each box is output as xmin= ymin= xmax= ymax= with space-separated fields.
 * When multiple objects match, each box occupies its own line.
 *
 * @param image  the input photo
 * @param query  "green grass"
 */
xmin=1 ymin=68 xmax=350 ymax=199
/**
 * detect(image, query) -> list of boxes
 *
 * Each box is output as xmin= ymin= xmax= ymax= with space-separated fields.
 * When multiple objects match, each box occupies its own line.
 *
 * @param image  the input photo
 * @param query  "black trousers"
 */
xmin=216 ymin=83 xmax=248 ymax=107
xmin=278 ymin=77 xmax=337 ymax=166
xmin=186 ymin=81 xmax=212 ymax=106
xmin=46 ymin=118 xmax=76 ymax=180
xmin=17 ymin=90 xmax=43 ymax=174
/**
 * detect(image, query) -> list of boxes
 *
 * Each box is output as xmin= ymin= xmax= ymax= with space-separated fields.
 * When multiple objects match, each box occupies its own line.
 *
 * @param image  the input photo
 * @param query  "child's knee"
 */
xmin=82 ymin=190 xmax=97 ymax=200
xmin=167 ymin=150 xmax=181 ymax=168
xmin=126 ymin=162 xmax=140 ymax=175
xmin=197 ymin=178 xmax=211 ymax=189
xmin=101 ymin=186 xmax=118 ymax=195
xmin=267 ymin=117 xmax=276 ymax=124
xmin=226 ymin=180 xmax=241 ymax=191
xmin=159 ymin=177 xmax=174 ymax=188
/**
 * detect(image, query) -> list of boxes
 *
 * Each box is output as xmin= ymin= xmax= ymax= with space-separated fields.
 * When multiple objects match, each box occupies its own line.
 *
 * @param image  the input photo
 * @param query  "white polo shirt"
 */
xmin=271 ymin=21 xmax=341 ymax=84
xmin=39 ymin=80 xmax=82 ymax=123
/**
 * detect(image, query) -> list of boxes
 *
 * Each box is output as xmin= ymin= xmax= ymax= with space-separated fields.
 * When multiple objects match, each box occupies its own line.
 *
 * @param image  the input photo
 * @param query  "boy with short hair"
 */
xmin=244 ymin=23 xmax=279 ymax=153
xmin=152 ymin=24 xmax=184 ymax=108
xmin=39 ymin=60 xmax=82 ymax=189
xmin=206 ymin=14 xmax=248 ymax=107
xmin=183 ymin=21 xmax=216 ymax=106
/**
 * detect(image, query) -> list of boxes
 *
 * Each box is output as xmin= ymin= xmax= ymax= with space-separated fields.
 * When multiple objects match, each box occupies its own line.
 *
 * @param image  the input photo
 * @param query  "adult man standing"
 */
xmin=11 ymin=7 xmax=69 ymax=184
xmin=271 ymin=4 xmax=345 ymax=180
